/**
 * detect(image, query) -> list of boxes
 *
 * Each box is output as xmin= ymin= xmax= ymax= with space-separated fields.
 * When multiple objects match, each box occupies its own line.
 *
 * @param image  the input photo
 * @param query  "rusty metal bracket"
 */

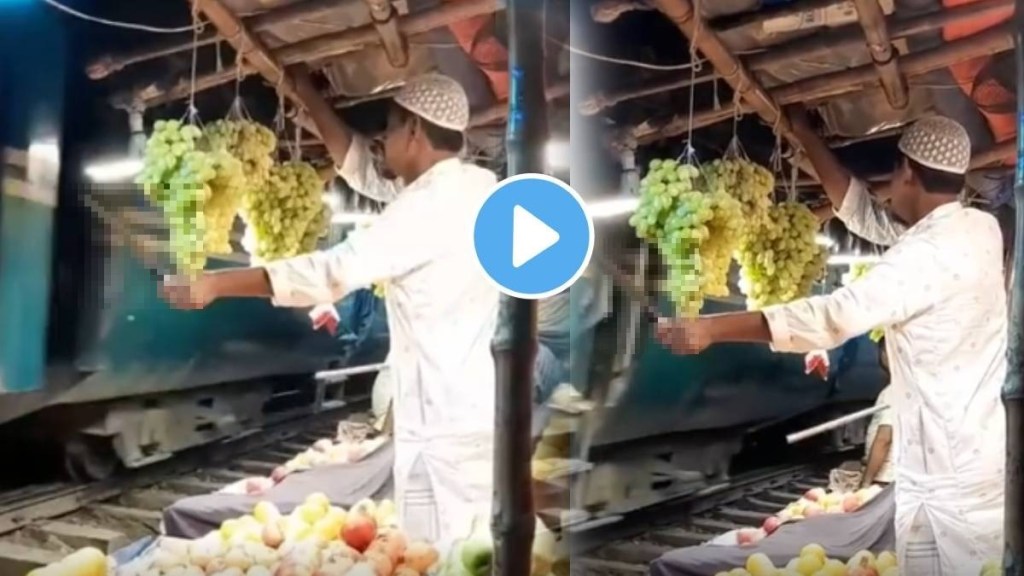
xmin=363 ymin=0 xmax=409 ymax=68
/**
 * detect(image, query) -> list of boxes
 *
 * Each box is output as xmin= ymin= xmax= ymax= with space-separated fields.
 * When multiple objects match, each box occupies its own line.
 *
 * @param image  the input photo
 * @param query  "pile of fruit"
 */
xmin=438 ymin=516 xmax=559 ymax=576
xmin=137 ymin=118 xmax=331 ymax=275
xmin=27 ymin=547 xmax=115 ymax=576
xmin=721 ymin=545 xmax=898 ymax=576
xmin=223 ymin=436 xmax=388 ymax=496
xmin=732 ymin=486 xmax=884 ymax=546
xmin=115 ymin=495 xmax=441 ymax=576
xmin=629 ymin=156 xmax=827 ymax=315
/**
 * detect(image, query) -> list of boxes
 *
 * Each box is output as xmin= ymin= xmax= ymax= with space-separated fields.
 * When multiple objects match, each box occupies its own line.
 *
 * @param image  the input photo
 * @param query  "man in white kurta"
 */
xmin=161 ymin=74 xmax=500 ymax=552
xmin=655 ymin=115 xmax=1006 ymax=575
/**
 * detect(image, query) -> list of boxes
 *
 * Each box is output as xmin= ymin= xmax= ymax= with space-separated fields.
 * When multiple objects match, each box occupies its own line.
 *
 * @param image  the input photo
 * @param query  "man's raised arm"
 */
xmin=788 ymin=106 xmax=905 ymax=246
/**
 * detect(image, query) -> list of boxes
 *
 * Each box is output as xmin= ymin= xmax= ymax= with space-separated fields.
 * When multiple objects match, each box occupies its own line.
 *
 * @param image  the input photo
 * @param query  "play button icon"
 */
xmin=512 ymin=205 xmax=560 ymax=268
xmin=473 ymin=174 xmax=594 ymax=299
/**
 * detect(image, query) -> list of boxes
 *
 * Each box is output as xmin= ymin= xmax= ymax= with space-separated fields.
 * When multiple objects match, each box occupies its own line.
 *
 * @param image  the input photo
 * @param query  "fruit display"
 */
xmin=27 ymin=546 xmax=116 ymax=576
xmin=629 ymin=158 xmax=743 ymax=316
xmin=115 ymin=496 xmax=440 ymax=576
xmin=201 ymin=120 xmax=277 ymax=187
xmin=136 ymin=120 xmax=217 ymax=275
xmin=757 ymin=486 xmax=885 ymax=538
xmin=721 ymin=545 xmax=898 ymax=576
xmin=702 ymin=158 xmax=775 ymax=238
xmin=842 ymin=264 xmax=884 ymax=342
xmin=220 ymin=435 xmax=388 ymax=496
xmin=437 ymin=516 xmax=558 ymax=576
xmin=735 ymin=201 xmax=828 ymax=309
xmin=243 ymin=161 xmax=330 ymax=262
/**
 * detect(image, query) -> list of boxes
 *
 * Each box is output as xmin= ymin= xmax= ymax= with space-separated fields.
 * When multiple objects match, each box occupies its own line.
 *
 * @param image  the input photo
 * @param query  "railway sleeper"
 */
xmin=715 ymin=506 xmax=768 ymax=525
xmin=161 ymin=478 xmax=227 ymax=496
xmin=597 ymin=541 xmax=673 ymax=565
xmin=647 ymin=528 xmax=711 ymax=547
xmin=25 ymin=521 xmax=128 ymax=554
xmin=0 ymin=541 xmax=64 ymax=575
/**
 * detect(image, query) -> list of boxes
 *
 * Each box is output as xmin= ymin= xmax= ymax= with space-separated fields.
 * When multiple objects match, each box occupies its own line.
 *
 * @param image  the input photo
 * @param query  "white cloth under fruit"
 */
xmin=264 ymin=136 xmax=500 ymax=553
xmin=760 ymin=178 xmax=1006 ymax=576
xmin=864 ymin=385 xmax=895 ymax=484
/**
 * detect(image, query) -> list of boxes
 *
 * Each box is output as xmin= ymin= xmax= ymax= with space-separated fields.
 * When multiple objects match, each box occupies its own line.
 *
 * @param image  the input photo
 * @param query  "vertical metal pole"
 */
xmin=1005 ymin=2 xmax=1024 ymax=574
xmin=492 ymin=0 xmax=546 ymax=573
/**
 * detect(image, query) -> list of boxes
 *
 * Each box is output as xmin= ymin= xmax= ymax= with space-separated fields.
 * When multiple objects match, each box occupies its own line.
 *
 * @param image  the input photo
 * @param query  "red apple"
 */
xmin=803 ymin=487 xmax=826 ymax=502
xmin=341 ymin=514 xmax=378 ymax=552
xmin=803 ymin=503 xmax=824 ymax=517
xmin=762 ymin=516 xmax=782 ymax=535
xmin=270 ymin=466 xmax=289 ymax=484
xmin=842 ymin=493 xmax=861 ymax=513
xmin=736 ymin=528 xmax=765 ymax=546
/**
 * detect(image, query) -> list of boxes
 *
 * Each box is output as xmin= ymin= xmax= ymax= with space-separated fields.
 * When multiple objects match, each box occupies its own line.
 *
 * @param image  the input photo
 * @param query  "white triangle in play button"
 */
xmin=512 ymin=205 xmax=560 ymax=268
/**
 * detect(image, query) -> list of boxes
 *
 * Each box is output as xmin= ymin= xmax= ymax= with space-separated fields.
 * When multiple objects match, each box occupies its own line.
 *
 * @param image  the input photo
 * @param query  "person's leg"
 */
xmin=903 ymin=508 xmax=941 ymax=576
xmin=532 ymin=344 xmax=562 ymax=448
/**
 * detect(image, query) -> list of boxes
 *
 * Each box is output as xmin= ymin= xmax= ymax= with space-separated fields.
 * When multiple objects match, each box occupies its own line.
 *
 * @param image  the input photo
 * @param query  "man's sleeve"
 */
xmin=761 ymin=242 xmax=939 ymax=354
xmin=337 ymin=134 xmax=401 ymax=203
xmin=875 ymin=386 xmax=894 ymax=426
xmin=834 ymin=178 xmax=906 ymax=247
xmin=263 ymin=201 xmax=439 ymax=308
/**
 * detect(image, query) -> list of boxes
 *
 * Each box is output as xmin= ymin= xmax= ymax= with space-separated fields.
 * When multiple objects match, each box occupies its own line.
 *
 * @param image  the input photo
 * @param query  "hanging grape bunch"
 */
xmin=136 ymin=119 xmax=216 ymax=275
xmin=700 ymin=176 xmax=746 ymax=297
xmin=244 ymin=161 xmax=328 ymax=261
xmin=844 ymin=262 xmax=885 ymax=342
xmin=735 ymin=201 xmax=827 ymax=309
xmin=298 ymin=203 xmax=332 ymax=254
xmin=202 ymin=120 xmax=277 ymax=186
xmin=630 ymin=158 xmax=720 ymax=316
xmin=702 ymin=158 xmax=775 ymax=237
xmin=196 ymin=138 xmax=246 ymax=255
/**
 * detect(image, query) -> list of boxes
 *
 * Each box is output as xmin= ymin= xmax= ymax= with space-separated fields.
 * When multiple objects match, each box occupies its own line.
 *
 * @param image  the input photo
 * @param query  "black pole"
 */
xmin=492 ymin=0 xmax=546 ymax=574
xmin=1004 ymin=2 xmax=1024 ymax=574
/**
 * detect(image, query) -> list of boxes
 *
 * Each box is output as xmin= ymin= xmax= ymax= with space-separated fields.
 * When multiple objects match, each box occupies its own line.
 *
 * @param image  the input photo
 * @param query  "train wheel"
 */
xmin=64 ymin=435 xmax=119 ymax=482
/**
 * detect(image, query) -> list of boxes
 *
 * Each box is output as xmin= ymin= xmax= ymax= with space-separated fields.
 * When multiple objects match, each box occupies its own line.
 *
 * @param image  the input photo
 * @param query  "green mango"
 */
xmin=460 ymin=538 xmax=494 ymax=576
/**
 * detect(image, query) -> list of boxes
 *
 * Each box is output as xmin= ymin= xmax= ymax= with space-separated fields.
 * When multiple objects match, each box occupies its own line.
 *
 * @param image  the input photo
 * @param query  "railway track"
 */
xmin=570 ymin=463 xmax=835 ymax=575
xmin=0 ymin=395 xmax=372 ymax=574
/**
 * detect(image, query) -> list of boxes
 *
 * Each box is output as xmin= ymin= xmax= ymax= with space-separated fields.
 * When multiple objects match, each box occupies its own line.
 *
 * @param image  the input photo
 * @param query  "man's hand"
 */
xmin=655 ymin=317 xmax=713 ymax=355
xmin=160 ymin=274 xmax=218 ymax=310
xmin=310 ymin=303 xmax=340 ymax=336
xmin=804 ymin=350 xmax=830 ymax=380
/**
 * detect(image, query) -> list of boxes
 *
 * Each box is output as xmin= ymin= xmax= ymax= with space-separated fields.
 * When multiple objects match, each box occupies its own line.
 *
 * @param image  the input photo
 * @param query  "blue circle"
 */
xmin=473 ymin=174 xmax=594 ymax=299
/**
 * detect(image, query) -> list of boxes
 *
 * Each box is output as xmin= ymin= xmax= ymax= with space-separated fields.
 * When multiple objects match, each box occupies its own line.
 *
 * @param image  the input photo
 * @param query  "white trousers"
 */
xmin=903 ymin=508 xmax=941 ymax=576
xmin=400 ymin=456 xmax=440 ymax=544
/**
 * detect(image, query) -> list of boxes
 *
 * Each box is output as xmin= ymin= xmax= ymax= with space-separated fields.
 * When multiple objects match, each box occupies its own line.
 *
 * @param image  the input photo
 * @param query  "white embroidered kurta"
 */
xmin=264 ymin=135 xmax=500 ymax=551
xmin=761 ymin=179 xmax=1006 ymax=575
xmin=864 ymin=385 xmax=895 ymax=484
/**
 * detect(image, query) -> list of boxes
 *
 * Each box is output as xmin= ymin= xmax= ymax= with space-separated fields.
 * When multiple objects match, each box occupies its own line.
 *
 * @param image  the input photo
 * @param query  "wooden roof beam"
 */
xmin=362 ymin=0 xmax=409 ymax=68
xmin=851 ymin=0 xmax=909 ymax=109
xmin=648 ymin=0 xmax=818 ymax=179
xmin=190 ymin=0 xmax=353 ymax=168
xmin=129 ymin=0 xmax=499 ymax=108
xmin=630 ymin=24 xmax=1013 ymax=144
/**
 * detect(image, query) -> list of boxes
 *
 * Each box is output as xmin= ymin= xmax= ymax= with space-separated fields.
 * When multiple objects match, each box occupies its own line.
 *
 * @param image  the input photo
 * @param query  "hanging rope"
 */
xmin=183 ymin=1 xmax=204 ymax=125
xmin=228 ymin=33 xmax=252 ymax=121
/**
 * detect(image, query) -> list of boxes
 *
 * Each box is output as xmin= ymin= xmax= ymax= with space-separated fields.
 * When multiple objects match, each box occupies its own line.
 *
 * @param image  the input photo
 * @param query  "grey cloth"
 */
xmin=649 ymin=483 xmax=896 ymax=576
xmin=163 ymin=442 xmax=395 ymax=539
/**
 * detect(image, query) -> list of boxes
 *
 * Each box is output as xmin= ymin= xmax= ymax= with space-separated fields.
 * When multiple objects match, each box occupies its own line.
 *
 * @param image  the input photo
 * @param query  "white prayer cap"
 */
xmin=897 ymin=115 xmax=971 ymax=175
xmin=393 ymin=73 xmax=470 ymax=132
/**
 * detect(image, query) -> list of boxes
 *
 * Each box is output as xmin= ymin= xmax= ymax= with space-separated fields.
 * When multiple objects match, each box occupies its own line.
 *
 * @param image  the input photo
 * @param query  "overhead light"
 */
xmin=545 ymin=140 xmax=569 ymax=170
xmin=827 ymin=254 xmax=882 ymax=266
xmin=586 ymin=196 xmax=638 ymax=220
xmin=85 ymin=158 xmax=143 ymax=182
xmin=815 ymin=234 xmax=835 ymax=248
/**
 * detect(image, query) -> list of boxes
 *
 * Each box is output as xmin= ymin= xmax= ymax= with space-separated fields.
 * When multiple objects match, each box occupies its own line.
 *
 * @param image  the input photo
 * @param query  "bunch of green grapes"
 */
xmin=298 ymin=203 xmax=332 ymax=254
xmin=701 ymin=179 xmax=745 ymax=297
xmin=702 ymin=158 xmax=774 ymax=235
xmin=843 ymin=262 xmax=885 ymax=342
xmin=199 ymin=146 xmax=246 ymax=255
xmin=202 ymin=120 xmax=276 ymax=185
xmin=736 ymin=201 xmax=826 ymax=309
xmin=630 ymin=158 xmax=717 ymax=316
xmin=244 ymin=161 xmax=326 ymax=261
xmin=136 ymin=119 xmax=216 ymax=275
